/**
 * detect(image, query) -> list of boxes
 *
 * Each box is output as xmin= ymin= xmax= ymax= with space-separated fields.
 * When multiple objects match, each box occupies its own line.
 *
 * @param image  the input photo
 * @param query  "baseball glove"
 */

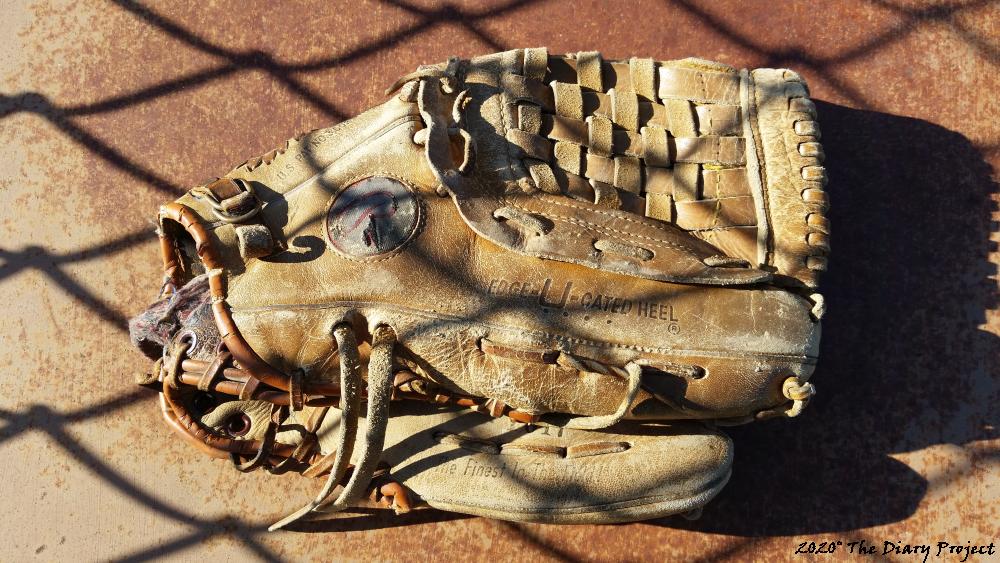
xmin=130 ymin=49 xmax=827 ymax=528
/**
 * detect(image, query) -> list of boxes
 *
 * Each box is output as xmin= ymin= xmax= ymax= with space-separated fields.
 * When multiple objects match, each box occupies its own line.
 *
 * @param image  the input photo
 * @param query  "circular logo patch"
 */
xmin=324 ymin=177 xmax=421 ymax=259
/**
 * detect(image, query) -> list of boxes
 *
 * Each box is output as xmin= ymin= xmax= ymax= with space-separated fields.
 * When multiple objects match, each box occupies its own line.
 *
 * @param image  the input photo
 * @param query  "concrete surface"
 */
xmin=1 ymin=0 xmax=998 ymax=561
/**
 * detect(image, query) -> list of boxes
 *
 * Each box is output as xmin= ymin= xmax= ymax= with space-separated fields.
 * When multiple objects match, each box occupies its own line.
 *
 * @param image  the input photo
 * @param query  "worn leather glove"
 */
xmin=130 ymin=48 xmax=828 ymax=528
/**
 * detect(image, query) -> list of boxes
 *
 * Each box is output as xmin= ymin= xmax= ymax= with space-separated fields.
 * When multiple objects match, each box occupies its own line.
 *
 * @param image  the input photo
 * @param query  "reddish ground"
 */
xmin=1 ymin=1 xmax=997 ymax=560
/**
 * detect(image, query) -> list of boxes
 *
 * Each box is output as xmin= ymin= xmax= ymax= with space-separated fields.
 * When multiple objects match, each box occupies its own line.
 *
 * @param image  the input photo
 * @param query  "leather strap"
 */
xmin=270 ymin=323 xmax=368 ymax=530
xmin=231 ymin=404 xmax=286 ymax=473
xmin=197 ymin=350 xmax=231 ymax=391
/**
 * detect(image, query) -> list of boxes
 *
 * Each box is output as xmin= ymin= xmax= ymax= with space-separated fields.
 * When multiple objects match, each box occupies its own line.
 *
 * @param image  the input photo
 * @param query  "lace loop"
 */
xmin=269 ymin=324 xmax=397 ymax=531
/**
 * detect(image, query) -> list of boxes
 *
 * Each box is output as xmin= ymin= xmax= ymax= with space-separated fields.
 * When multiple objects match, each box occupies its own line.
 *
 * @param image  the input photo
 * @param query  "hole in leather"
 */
xmin=432 ymin=431 xmax=500 ymax=454
xmin=192 ymin=392 xmax=217 ymax=416
xmin=177 ymin=329 xmax=197 ymax=349
xmin=225 ymin=413 xmax=251 ymax=437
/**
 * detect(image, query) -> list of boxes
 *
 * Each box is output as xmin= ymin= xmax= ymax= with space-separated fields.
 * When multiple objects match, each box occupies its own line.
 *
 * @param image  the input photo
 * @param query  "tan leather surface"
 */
xmin=751 ymin=69 xmax=829 ymax=287
xmin=313 ymin=402 xmax=733 ymax=524
xmin=159 ymin=50 xmax=822 ymax=423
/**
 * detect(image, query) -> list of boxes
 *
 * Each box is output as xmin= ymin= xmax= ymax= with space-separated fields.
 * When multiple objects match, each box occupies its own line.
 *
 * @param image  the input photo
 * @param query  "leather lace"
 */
xmin=270 ymin=324 xmax=397 ymax=530
xmin=158 ymin=323 xmax=402 ymax=528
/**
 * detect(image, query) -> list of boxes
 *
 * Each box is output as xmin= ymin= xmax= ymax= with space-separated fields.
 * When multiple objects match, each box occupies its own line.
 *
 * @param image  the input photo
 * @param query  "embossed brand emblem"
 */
xmin=325 ymin=177 xmax=421 ymax=259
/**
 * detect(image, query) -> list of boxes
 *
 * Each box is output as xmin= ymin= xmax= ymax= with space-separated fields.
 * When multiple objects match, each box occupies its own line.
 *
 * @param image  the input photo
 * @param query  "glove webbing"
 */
xmin=497 ymin=49 xmax=826 ymax=275
xmin=504 ymin=50 xmax=755 ymax=244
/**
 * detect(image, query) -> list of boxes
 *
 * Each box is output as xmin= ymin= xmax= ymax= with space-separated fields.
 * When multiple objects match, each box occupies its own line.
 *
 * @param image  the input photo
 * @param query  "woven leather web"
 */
xmin=498 ymin=49 xmax=828 ymax=272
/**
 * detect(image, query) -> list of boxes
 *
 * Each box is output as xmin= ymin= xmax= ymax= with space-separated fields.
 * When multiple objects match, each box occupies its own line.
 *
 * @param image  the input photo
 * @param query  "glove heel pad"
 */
xmin=361 ymin=403 xmax=733 ymax=524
